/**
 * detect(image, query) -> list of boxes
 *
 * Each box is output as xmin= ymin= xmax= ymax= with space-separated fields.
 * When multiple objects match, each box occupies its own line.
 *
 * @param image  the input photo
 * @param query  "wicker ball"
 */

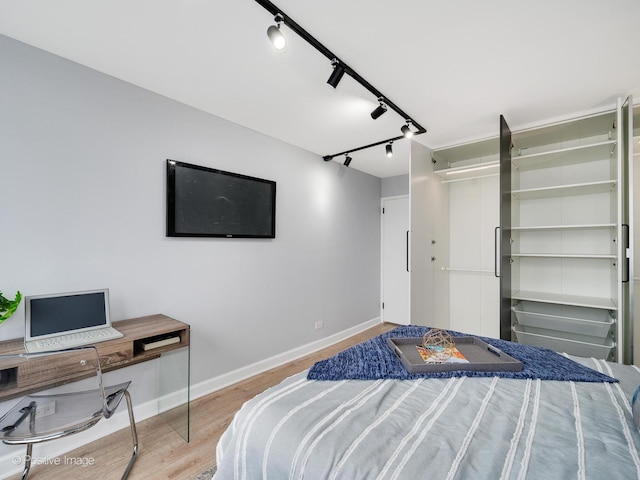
xmin=422 ymin=329 xmax=456 ymax=361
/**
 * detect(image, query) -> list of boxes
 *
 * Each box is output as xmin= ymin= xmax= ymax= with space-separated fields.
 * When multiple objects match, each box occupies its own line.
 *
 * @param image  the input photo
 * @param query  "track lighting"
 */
xmin=327 ymin=59 xmax=345 ymax=88
xmin=401 ymin=121 xmax=414 ymax=138
xmin=385 ymin=142 xmax=393 ymax=157
xmin=344 ymin=154 xmax=352 ymax=167
xmin=267 ymin=14 xmax=286 ymax=50
xmin=370 ymin=99 xmax=387 ymax=120
xmin=255 ymin=0 xmax=426 ymax=162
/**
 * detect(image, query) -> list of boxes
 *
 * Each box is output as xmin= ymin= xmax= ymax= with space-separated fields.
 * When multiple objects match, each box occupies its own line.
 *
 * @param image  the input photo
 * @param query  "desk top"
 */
xmin=0 ymin=314 xmax=190 ymax=400
xmin=0 ymin=313 xmax=188 ymax=353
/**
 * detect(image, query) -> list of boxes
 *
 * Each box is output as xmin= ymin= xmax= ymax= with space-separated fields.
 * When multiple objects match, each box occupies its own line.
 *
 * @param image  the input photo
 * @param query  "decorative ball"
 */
xmin=422 ymin=329 xmax=456 ymax=361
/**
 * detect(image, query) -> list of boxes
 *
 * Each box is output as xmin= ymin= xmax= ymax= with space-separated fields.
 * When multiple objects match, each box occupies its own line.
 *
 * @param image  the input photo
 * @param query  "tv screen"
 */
xmin=166 ymin=160 xmax=276 ymax=238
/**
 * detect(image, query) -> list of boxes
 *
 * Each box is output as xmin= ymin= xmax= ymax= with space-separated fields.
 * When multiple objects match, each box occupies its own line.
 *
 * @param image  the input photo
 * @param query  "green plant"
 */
xmin=0 ymin=290 xmax=22 ymax=324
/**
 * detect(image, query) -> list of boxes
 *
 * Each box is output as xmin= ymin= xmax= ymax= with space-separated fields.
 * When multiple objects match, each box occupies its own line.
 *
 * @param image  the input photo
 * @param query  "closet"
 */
xmin=428 ymin=96 xmax=634 ymax=363
xmin=431 ymin=138 xmax=500 ymax=338
xmin=506 ymin=97 xmax=633 ymax=364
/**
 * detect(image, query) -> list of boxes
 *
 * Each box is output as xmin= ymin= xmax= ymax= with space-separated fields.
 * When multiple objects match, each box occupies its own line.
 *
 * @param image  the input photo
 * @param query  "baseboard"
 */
xmin=190 ymin=317 xmax=381 ymax=400
xmin=162 ymin=316 xmax=381 ymax=410
xmin=0 ymin=317 xmax=381 ymax=479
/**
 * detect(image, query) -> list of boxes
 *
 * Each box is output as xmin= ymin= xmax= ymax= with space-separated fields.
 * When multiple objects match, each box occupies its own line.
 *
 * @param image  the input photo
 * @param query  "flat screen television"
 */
xmin=166 ymin=159 xmax=276 ymax=238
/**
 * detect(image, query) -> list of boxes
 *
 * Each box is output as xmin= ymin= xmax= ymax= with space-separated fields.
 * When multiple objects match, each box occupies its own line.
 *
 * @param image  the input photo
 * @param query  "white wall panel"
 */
xmin=448 ymin=175 xmax=499 ymax=337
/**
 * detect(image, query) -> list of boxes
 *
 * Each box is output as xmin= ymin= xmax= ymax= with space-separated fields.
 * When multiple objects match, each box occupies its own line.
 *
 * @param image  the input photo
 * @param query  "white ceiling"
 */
xmin=1 ymin=0 xmax=639 ymax=178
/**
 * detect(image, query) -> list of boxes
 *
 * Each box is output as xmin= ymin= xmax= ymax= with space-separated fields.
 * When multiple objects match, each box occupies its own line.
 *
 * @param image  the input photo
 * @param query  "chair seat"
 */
xmin=0 ymin=346 xmax=138 ymax=479
xmin=1 ymin=381 xmax=131 ymax=444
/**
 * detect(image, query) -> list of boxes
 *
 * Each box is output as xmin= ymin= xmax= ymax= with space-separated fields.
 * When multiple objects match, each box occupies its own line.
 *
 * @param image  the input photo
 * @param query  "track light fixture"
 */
xmin=267 ymin=13 xmax=286 ymax=50
xmin=344 ymin=154 xmax=352 ymax=167
xmin=370 ymin=98 xmax=387 ymax=120
xmin=327 ymin=59 xmax=345 ymax=88
xmin=255 ymin=0 xmax=426 ymax=162
xmin=401 ymin=121 xmax=414 ymax=138
xmin=385 ymin=142 xmax=393 ymax=157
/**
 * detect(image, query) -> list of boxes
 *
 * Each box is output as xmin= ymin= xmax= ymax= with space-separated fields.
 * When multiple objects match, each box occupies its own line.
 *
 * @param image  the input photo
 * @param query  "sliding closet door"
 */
xmin=499 ymin=115 xmax=512 ymax=340
xmin=619 ymin=96 xmax=634 ymax=363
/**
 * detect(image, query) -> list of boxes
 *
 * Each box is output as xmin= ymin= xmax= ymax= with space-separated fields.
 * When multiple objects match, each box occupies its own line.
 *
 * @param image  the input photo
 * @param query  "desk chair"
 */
xmin=0 ymin=346 xmax=138 ymax=479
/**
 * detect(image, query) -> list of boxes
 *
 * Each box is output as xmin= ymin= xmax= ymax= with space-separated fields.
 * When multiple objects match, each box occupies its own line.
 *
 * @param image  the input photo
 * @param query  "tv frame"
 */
xmin=166 ymin=159 xmax=277 ymax=239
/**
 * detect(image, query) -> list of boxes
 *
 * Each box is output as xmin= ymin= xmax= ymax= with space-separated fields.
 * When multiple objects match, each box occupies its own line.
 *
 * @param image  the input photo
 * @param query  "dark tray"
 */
xmin=387 ymin=336 xmax=523 ymax=373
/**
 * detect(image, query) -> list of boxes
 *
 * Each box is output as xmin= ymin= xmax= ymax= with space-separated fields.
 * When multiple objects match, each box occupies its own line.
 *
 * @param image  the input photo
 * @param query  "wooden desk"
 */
xmin=0 ymin=314 xmax=190 ymax=400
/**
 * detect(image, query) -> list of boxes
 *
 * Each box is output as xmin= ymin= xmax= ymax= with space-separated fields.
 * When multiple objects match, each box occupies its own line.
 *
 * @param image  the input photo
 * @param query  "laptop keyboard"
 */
xmin=33 ymin=328 xmax=123 ymax=351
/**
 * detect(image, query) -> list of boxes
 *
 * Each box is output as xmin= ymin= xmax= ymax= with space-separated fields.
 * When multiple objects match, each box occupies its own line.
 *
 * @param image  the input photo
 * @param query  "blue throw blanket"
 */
xmin=307 ymin=326 xmax=617 ymax=383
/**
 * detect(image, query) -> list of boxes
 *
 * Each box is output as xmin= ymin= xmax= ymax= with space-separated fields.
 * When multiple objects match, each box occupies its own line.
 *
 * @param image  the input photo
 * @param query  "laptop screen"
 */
xmin=26 ymin=289 xmax=111 ymax=339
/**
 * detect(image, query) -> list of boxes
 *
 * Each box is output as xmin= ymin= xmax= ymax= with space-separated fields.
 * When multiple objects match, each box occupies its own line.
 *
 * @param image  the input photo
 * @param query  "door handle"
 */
xmin=622 ymin=224 xmax=630 ymax=283
xmin=406 ymin=230 xmax=410 ymax=272
xmin=494 ymin=226 xmax=500 ymax=278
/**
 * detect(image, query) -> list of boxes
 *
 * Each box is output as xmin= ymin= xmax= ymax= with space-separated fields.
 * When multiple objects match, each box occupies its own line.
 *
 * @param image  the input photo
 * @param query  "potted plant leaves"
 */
xmin=0 ymin=290 xmax=22 ymax=325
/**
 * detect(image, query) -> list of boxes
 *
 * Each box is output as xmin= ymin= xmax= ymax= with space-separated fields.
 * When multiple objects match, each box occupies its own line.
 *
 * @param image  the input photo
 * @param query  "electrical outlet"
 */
xmin=35 ymin=400 xmax=56 ymax=418
xmin=314 ymin=321 xmax=324 ymax=330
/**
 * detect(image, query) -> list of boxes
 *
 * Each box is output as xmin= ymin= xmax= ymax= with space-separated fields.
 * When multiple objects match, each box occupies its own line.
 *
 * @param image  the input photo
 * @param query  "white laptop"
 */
xmin=24 ymin=288 xmax=123 ymax=353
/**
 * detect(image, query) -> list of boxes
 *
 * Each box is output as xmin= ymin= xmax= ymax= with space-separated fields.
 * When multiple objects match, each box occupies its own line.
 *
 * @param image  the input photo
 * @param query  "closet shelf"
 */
xmin=511 ymin=253 xmax=616 ymax=259
xmin=512 ymin=290 xmax=617 ymax=311
xmin=512 ymin=180 xmax=617 ymax=200
xmin=512 ymin=140 xmax=616 ymax=171
xmin=441 ymin=267 xmax=494 ymax=274
xmin=434 ymin=162 xmax=499 ymax=181
xmin=512 ymin=224 xmax=616 ymax=231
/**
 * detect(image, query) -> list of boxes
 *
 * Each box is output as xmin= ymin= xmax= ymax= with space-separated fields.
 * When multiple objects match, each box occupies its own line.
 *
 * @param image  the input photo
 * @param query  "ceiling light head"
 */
xmin=327 ymin=59 xmax=346 ymax=88
xmin=344 ymin=154 xmax=352 ymax=167
xmin=323 ymin=155 xmax=333 ymax=162
xmin=401 ymin=121 xmax=414 ymax=138
xmin=267 ymin=14 xmax=286 ymax=50
xmin=370 ymin=98 xmax=387 ymax=120
xmin=385 ymin=142 xmax=394 ymax=158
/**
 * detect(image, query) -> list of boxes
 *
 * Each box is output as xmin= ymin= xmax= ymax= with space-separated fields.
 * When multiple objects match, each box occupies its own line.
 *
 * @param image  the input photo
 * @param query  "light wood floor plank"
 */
xmin=9 ymin=322 xmax=396 ymax=479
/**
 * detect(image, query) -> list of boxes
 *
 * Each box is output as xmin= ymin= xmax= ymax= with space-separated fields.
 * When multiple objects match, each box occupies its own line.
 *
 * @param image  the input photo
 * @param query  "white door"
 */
xmin=382 ymin=196 xmax=410 ymax=325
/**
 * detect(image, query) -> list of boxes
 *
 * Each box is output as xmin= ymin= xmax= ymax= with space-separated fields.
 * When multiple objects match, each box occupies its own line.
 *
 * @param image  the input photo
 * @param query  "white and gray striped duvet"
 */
xmin=214 ymin=356 xmax=640 ymax=479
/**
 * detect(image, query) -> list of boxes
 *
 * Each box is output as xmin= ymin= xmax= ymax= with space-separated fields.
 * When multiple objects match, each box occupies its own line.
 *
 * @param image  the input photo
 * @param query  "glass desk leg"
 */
xmin=157 ymin=346 xmax=190 ymax=442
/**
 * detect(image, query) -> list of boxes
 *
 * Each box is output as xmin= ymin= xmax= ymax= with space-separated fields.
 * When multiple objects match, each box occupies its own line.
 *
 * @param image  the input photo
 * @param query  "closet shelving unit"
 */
xmin=430 ymin=98 xmax=633 ymax=362
xmin=509 ymin=112 xmax=620 ymax=360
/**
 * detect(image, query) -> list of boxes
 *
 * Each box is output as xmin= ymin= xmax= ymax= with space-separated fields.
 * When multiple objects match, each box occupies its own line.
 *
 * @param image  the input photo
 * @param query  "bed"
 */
xmin=214 ymin=326 xmax=640 ymax=479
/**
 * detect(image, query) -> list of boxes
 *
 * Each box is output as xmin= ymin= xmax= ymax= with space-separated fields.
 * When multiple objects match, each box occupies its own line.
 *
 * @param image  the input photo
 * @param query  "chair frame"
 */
xmin=0 ymin=346 xmax=138 ymax=479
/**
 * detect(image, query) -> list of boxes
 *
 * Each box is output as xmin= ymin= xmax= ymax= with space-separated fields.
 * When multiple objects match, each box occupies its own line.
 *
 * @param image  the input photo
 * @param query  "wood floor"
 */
xmin=10 ymin=322 xmax=396 ymax=480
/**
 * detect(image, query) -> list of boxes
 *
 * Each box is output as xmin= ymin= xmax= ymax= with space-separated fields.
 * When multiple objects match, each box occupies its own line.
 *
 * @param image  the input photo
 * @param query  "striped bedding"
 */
xmin=214 ymin=355 xmax=640 ymax=479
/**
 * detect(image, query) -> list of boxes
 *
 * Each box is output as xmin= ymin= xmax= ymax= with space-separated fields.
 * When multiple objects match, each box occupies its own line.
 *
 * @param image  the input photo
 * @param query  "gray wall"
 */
xmin=381 ymin=174 xmax=409 ymax=197
xmin=0 ymin=35 xmax=381 ymax=385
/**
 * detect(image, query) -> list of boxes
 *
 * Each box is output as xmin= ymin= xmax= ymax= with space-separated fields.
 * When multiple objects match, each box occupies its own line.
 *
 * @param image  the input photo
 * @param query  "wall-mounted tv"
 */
xmin=166 ymin=159 xmax=276 ymax=238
